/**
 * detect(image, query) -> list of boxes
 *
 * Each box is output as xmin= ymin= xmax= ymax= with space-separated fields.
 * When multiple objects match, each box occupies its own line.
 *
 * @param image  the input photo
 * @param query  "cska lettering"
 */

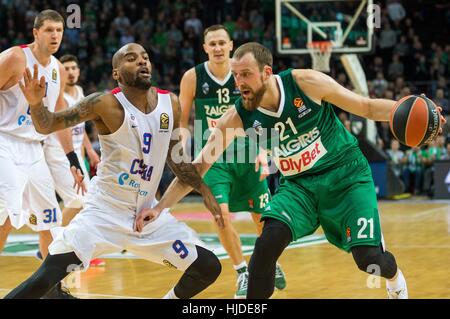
xmin=204 ymin=104 xmax=233 ymax=116
xmin=130 ymin=158 xmax=154 ymax=181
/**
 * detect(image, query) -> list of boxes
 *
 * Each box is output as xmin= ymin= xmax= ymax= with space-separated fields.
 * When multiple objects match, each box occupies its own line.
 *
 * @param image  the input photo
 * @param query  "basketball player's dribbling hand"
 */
xmin=437 ymin=106 xmax=446 ymax=135
xmin=18 ymin=64 xmax=46 ymax=106
xmin=421 ymin=94 xmax=447 ymax=135
xmin=70 ymin=166 xmax=87 ymax=195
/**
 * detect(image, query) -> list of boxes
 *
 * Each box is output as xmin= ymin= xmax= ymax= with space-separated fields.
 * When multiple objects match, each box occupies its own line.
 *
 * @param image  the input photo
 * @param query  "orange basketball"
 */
xmin=389 ymin=95 xmax=441 ymax=147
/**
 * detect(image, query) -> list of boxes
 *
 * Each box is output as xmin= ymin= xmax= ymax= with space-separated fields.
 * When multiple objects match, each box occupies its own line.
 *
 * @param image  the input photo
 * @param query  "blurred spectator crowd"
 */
xmin=1 ymin=0 xmax=449 ymax=197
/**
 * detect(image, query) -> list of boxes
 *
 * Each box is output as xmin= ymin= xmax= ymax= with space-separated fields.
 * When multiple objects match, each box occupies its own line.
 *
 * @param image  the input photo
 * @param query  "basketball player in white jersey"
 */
xmin=44 ymin=54 xmax=100 ymax=225
xmin=5 ymin=43 xmax=224 ymax=299
xmin=0 ymin=10 xmax=85 ymax=263
xmin=42 ymin=54 xmax=103 ymax=267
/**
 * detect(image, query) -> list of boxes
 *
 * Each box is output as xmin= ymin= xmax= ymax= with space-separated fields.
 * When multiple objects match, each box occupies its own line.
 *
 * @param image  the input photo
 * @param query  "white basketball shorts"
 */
xmin=49 ymin=198 xmax=206 ymax=271
xmin=43 ymin=143 xmax=89 ymax=209
xmin=0 ymin=133 xmax=61 ymax=231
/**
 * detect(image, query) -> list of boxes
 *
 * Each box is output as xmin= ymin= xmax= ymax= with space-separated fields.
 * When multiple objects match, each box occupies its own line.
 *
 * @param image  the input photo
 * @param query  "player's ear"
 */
xmin=202 ymin=43 xmax=208 ymax=54
xmin=112 ymin=69 xmax=119 ymax=81
xmin=229 ymin=40 xmax=234 ymax=52
xmin=32 ymin=28 xmax=38 ymax=40
xmin=263 ymin=65 xmax=273 ymax=80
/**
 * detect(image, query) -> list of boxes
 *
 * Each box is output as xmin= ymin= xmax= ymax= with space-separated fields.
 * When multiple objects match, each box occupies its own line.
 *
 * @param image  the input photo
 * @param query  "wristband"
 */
xmin=66 ymin=151 xmax=84 ymax=176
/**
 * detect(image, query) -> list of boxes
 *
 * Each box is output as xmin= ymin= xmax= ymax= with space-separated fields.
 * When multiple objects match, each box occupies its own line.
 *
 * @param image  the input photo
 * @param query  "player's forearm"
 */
xmin=155 ymin=178 xmax=194 ymax=212
xmin=56 ymin=128 xmax=75 ymax=153
xmin=367 ymin=98 xmax=396 ymax=122
xmin=179 ymin=126 xmax=191 ymax=152
xmin=167 ymin=156 xmax=206 ymax=193
xmin=83 ymin=132 xmax=94 ymax=152
xmin=29 ymin=101 xmax=59 ymax=134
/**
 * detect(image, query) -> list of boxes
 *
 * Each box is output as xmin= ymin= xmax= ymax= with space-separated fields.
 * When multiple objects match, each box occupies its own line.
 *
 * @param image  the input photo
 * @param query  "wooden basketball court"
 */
xmin=1 ymin=199 xmax=449 ymax=299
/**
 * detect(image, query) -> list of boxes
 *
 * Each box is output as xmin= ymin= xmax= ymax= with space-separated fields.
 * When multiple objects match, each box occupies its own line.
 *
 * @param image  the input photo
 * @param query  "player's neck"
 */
xmin=121 ymin=85 xmax=156 ymax=114
xmin=259 ymin=76 xmax=281 ymax=112
xmin=29 ymin=43 xmax=51 ymax=67
xmin=206 ymin=60 xmax=230 ymax=81
xmin=65 ymin=85 xmax=78 ymax=97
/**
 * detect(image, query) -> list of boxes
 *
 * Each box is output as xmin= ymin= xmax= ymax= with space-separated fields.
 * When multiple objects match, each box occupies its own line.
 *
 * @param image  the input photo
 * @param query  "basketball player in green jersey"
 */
xmin=136 ymin=41 xmax=445 ymax=298
xmin=179 ymin=26 xmax=286 ymax=298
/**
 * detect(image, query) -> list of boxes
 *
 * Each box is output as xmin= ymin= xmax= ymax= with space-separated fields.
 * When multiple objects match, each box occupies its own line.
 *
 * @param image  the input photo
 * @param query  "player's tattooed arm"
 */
xmin=19 ymin=64 xmax=104 ymax=134
xmin=166 ymin=92 xmax=208 ymax=192
xmin=31 ymin=92 xmax=103 ymax=134
xmin=165 ymin=93 xmax=224 ymax=227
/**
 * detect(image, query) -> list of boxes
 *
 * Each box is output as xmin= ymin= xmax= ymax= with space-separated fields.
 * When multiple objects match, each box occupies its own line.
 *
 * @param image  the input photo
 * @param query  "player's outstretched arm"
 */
xmin=134 ymin=93 xmax=229 ymax=232
xmin=293 ymin=69 xmax=446 ymax=131
xmin=19 ymin=64 xmax=104 ymax=134
xmin=148 ymin=106 xmax=243 ymax=218
xmin=138 ymin=96 xmax=245 ymax=232
xmin=292 ymin=69 xmax=395 ymax=121
xmin=166 ymin=93 xmax=224 ymax=227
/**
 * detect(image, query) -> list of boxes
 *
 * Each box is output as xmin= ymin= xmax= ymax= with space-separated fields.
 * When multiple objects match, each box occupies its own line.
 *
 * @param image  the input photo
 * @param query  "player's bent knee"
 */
xmin=189 ymin=246 xmax=222 ymax=283
xmin=249 ymin=219 xmax=291 ymax=275
xmin=254 ymin=218 xmax=291 ymax=258
xmin=351 ymin=245 xmax=397 ymax=279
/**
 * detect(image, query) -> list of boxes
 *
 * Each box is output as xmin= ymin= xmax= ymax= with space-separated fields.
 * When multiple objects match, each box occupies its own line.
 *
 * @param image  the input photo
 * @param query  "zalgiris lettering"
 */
xmin=274 ymin=127 xmax=320 ymax=157
xmin=204 ymin=104 xmax=233 ymax=116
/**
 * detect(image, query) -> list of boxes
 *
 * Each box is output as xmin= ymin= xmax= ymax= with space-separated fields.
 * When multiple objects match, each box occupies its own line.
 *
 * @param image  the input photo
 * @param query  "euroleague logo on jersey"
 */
xmin=293 ymin=98 xmax=304 ymax=108
xmin=293 ymin=97 xmax=311 ymax=119
xmin=160 ymin=113 xmax=169 ymax=131
xmin=52 ymin=68 xmax=58 ymax=83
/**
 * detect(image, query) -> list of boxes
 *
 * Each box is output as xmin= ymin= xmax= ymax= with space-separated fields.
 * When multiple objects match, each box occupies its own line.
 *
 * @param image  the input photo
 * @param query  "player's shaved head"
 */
xmin=112 ymin=43 xmax=152 ymax=90
xmin=112 ymin=43 xmax=146 ymax=68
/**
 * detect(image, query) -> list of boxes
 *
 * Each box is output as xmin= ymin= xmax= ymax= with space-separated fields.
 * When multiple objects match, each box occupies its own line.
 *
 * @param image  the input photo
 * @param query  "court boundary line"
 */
xmin=0 ymin=288 xmax=147 ymax=299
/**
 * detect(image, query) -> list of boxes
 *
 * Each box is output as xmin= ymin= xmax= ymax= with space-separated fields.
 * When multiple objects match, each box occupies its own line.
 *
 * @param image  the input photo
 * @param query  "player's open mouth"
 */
xmin=138 ymin=68 xmax=151 ymax=77
xmin=241 ymin=89 xmax=251 ymax=97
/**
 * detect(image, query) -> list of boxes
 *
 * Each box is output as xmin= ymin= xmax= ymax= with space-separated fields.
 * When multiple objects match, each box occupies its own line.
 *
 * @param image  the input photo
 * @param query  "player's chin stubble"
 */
xmin=122 ymin=70 xmax=152 ymax=90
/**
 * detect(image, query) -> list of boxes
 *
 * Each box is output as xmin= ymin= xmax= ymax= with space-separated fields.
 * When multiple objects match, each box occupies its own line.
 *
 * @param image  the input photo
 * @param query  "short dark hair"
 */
xmin=203 ymin=24 xmax=231 ymax=42
xmin=33 ymin=10 xmax=64 ymax=29
xmin=60 ymin=54 xmax=79 ymax=65
xmin=233 ymin=42 xmax=273 ymax=71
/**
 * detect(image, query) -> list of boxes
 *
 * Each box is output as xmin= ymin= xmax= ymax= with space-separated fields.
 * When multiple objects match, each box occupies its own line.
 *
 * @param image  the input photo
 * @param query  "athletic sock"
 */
xmin=387 ymin=268 xmax=406 ymax=290
xmin=163 ymin=287 xmax=179 ymax=299
xmin=233 ymin=261 xmax=248 ymax=273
